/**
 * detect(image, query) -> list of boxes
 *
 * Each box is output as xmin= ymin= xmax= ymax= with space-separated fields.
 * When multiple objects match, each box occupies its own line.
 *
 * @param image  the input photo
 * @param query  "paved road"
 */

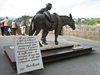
xmin=0 ymin=35 xmax=100 ymax=75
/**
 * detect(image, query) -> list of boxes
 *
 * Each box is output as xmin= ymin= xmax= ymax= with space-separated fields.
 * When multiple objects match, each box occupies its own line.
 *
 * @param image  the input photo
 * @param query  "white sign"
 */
xmin=14 ymin=36 xmax=44 ymax=74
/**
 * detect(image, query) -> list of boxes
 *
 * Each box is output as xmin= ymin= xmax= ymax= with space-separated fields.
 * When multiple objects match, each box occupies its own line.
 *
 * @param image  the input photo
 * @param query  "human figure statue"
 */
xmin=36 ymin=3 xmax=54 ymax=28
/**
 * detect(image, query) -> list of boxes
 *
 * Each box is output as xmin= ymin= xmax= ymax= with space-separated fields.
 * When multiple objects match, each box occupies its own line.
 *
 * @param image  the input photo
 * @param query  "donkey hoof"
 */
xmin=55 ymin=42 xmax=58 ymax=45
xmin=42 ymin=42 xmax=48 ymax=45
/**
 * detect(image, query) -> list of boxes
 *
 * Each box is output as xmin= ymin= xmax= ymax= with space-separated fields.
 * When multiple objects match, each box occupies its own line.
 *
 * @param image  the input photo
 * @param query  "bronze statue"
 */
xmin=29 ymin=12 xmax=75 ymax=45
xmin=36 ymin=3 xmax=54 ymax=28
xmin=29 ymin=3 xmax=75 ymax=45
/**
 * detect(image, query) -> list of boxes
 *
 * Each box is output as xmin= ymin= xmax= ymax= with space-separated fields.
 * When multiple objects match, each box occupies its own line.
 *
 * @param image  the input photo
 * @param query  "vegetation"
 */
xmin=75 ymin=18 xmax=100 ymax=25
xmin=16 ymin=16 xmax=100 ymax=26
xmin=15 ymin=15 xmax=32 ymax=25
xmin=1 ymin=15 xmax=100 ymax=26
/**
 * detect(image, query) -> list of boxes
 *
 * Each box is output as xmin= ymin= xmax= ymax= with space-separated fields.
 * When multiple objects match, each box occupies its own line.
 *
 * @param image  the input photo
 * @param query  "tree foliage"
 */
xmin=14 ymin=15 xmax=32 ymax=26
xmin=75 ymin=18 xmax=100 ymax=25
xmin=7 ymin=15 xmax=100 ymax=26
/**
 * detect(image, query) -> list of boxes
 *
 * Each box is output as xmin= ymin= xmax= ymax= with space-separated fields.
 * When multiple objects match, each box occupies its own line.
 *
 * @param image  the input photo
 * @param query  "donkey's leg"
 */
xmin=34 ymin=28 xmax=43 ymax=47
xmin=34 ymin=29 xmax=41 ymax=35
xmin=29 ymin=28 xmax=36 ymax=36
xmin=55 ymin=29 xmax=59 ymax=45
xmin=41 ymin=29 xmax=49 ymax=45
xmin=54 ymin=26 xmax=62 ymax=45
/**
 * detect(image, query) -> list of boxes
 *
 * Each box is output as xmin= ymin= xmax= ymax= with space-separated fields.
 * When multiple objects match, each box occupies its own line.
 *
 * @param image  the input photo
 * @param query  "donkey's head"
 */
xmin=60 ymin=13 xmax=75 ymax=30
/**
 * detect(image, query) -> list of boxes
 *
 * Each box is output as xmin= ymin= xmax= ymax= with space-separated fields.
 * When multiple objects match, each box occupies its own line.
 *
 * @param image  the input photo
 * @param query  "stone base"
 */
xmin=2 ymin=36 xmax=94 ymax=70
xmin=4 ymin=44 xmax=93 ymax=70
xmin=40 ymin=37 xmax=78 ymax=50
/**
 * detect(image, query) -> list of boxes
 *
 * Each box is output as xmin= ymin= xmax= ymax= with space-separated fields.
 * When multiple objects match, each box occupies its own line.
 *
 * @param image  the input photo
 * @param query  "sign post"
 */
xmin=14 ymin=36 xmax=44 ymax=74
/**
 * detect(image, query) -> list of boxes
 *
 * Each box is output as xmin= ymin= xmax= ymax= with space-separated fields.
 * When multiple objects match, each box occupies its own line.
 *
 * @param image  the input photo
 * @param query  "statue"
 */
xmin=36 ymin=3 xmax=54 ymax=23
xmin=29 ymin=3 xmax=75 ymax=45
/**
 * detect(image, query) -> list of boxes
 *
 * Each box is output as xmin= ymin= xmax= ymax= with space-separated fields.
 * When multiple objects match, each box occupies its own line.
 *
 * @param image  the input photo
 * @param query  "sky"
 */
xmin=0 ymin=0 xmax=100 ymax=18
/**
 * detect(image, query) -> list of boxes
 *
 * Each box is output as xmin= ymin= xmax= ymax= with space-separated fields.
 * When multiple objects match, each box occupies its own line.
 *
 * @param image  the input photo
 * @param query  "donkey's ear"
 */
xmin=69 ymin=13 xmax=72 ymax=19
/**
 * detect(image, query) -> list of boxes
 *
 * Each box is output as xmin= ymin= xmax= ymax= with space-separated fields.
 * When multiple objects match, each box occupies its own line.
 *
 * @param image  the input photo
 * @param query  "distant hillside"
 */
xmin=0 ymin=17 xmax=16 ymax=20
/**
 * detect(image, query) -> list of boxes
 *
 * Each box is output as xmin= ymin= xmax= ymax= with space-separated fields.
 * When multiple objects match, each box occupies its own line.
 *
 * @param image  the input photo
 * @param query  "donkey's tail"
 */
xmin=29 ymin=17 xmax=34 ymax=35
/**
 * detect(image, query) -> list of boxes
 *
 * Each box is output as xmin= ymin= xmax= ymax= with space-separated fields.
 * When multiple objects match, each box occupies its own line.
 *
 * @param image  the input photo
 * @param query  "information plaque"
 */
xmin=14 ymin=36 xmax=43 ymax=74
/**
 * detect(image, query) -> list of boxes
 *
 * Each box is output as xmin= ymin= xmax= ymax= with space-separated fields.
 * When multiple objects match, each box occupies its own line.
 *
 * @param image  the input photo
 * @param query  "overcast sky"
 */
xmin=0 ymin=0 xmax=100 ymax=18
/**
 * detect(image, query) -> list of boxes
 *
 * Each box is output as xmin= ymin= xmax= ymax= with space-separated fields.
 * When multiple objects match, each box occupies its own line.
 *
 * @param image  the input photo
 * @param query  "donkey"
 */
xmin=29 ymin=12 xmax=75 ymax=45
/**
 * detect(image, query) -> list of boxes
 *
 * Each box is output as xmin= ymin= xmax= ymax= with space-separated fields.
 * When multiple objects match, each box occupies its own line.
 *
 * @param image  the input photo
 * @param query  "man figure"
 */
xmin=3 ymin=17 xmax=10 ymax=35
xmin=11 ymin=20 xmax=17 ymax=35
xmin=0 ymin=21 xmax=5 ymax=36
xmin=20 ymin=19 xmax=26 ymax=35
xmin=36 ymin=3 xmax=54 ymax=24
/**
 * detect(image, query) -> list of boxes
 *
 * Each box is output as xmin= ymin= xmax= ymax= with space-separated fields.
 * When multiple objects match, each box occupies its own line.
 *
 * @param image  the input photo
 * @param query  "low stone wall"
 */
xmin=62 ymin=25 xmax=100 ymax=41
xmin=0 ymin=25 xmax=100 ymax=41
